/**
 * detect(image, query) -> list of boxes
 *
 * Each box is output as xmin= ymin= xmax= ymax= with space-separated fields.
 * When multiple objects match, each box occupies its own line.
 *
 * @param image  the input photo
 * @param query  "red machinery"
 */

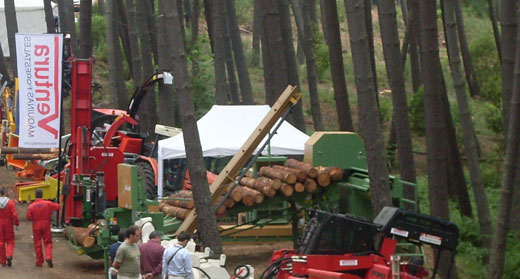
xmin=264 ymin=207 xmax=459 ymax=279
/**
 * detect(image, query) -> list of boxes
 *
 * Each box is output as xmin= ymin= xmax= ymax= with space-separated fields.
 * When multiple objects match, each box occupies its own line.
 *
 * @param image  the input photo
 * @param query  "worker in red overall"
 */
xmin=27 ymin=189 xmax=60 ymax=268
xmin=0 ymin=187 xmax=19 ymax=267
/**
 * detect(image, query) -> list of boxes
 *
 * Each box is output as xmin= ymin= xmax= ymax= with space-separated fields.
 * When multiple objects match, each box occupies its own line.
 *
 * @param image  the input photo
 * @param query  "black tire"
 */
xmin=136 ymin=162 xmax=156 ymax=199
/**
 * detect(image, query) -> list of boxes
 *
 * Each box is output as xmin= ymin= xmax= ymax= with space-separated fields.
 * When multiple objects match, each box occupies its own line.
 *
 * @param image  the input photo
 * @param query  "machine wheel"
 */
xmin=136 ymin=162 xmax=156 ymax=199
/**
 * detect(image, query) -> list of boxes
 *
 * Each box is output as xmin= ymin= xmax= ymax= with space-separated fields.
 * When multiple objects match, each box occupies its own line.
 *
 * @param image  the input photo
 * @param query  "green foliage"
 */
xmin=408 ymin=86 xmax=425 ymax=136
xmin=378 ymin=96 xmax=392 ymax=126
xmin=91 ymin=14 xmax=107 ymax=63
xmin=469 ymin=32 xmax=503 ymax=140
xmin=235 ymin=0 xmax=254 ymax=26
xmin=311 ymin=24 xmax=331 ymax=81
xmin=461 ymin=0 xmax=489 ymax=17
xmin=188 ymin=36 xmax=215 ymax=117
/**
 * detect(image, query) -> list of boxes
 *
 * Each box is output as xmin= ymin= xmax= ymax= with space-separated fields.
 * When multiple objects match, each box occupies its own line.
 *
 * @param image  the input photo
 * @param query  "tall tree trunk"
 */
xmin=487 ymin=0 xmax=502 ymax=61
xmin=453 ymin=0 xmax=481 ymax=97
xmin=168 ymin=0 xmax=222 ymax=255
xmin=0 ymin=45 xmax=9 ymax=84
xmin=251 ymin=0 xmax=261 ymax=66
xmin=418 ymin=1 xmax=456 ymax=277
xmin=260 ymin=0 xmax=289 ymax=106
xmin=345 ymin=0 xmax=391 ymax=216
xmin=408 ymin=0 xmax=422 ymax=93
xmin=302 ymin=0 xmax=323 ymax=131
xmin=136 ymin=0 xmax=158 ymax=134
xmin=318 ymin=0 xmax=329 ymax=45
xmin=203 ymin=0 xmax=214 ymax=53
xmin=309 ymin=0 xmax=318 ymax=24
xmin=290 ymin=0 xmax=305 ymax=64
xmin=322 ymin=0 xmax=354 ymax=131
xmin=191 ymin=0 xmax=200 ymax=46
xmin=157 ymin=0 xmax=177 ymax=127
xmin=98 ymin=0 xmax=105 ymax=15
xmin=225 ymin=0 xmax=254 ymax=104
xmin=43 ymin=0 xmax=56 ymax=33
xmin=116 ymin=0 xmax=133 ymax=77
xmin=216 ymin=0 xmax=240 ymax=105
xmin=487 ymin=6 xmax=520 ymax=278
xmin=211 ymin=0 xmax=230 ymax=104
xmin=4 ymin=0 xmax=17 ymax=77
xmin=376 ymin=0 xmax=416 ymax=186
xmin=277 ymin=0 xmax=306 ymax=132
xmin=105 ymin=0 xmax=120 ymax=108
xmin=500 ymin=0 xmax=517 ymax=141
xmin=184 ymin=0 xmax=191 ymax=27
xmin=444 ymin=0 xmax=493 ymax=254
xmin=145 ymin=0 xmax=159 ymax=65
xmin=364 ymin=0 xmax=378 ymax=97
xmin=57 ymin=0 xmax=78 ymax=54
xmin=79 ymin=0 xmax=93 ymax=59
xmin=125 ymin=0 xmax=142 ymax=89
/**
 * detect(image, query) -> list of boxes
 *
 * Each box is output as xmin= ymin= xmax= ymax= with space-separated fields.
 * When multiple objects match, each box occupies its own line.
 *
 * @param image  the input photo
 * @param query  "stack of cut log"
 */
xmin=63 ymin=225 xmax=99 ymax=248
xmin=158 ymin=159 xmax=343 ymax=220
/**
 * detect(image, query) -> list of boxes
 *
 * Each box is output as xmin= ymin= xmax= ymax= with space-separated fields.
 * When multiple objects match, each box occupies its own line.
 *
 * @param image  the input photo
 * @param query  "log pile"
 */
xmin=158 ymin=159 xmax=344 ymax=220
xmin=63 ymin=226 xmax=97 ymax=248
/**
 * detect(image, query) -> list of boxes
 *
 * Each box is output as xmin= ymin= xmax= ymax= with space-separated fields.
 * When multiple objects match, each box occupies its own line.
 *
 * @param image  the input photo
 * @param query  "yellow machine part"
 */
xmin=18 ymin=175 xmax=59 ymax=202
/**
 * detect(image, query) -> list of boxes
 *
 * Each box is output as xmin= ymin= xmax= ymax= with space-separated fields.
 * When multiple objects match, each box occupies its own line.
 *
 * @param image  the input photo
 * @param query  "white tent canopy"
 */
xmin=157 ymin=105 xmax=309 ymax=196
xmin=0 ymin=0 xmax=58 ymax=56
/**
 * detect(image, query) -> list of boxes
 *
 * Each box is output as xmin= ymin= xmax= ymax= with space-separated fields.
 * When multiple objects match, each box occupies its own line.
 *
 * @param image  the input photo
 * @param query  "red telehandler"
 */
xmin=264 ymin=207 xmax=459 ymax=279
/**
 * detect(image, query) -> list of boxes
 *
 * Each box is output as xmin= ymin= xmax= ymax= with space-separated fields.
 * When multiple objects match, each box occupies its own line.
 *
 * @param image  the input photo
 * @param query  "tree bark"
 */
xmin=487 ymin=0 xmax=502 ymax=61
xmin=136 ymin=0 xmax=158 ymax=134
xmin=0 ymin=46 xmax=9 ymax=83
xmin=260 ymin=0 xmax=289 ymax=106
xmin=144 ymin=0 xmax=159 ymax=65
xmin=453 ymin=0 xmax=481 ymax=97
xmin=418 ymin=1 xmax=456 ymax=277
xmin=4 ymin=0 xmax=17 ymax=76
xmin=278 ymin=0 xmax=306 ymax=132
xmin=57 ymin=0 xmax=78 ymax=54
xmin=487 ymin=5 xmax=520 ymax=277
xmin=225 ymin=0 xmax=254 ymax=105
xmin=169 ymin=0 xmax=222 ymax=254
xmin=376 ymin=0 xmax=416 ymax=185
xmin=322 ymin=0 xmax=354 ymax=131
xmin=217 ymin=0 xmax=240 ymax=105
xmin=113 ymin=1 xmax=128 ymax=110
xmin=98 ymin=0 xmax=105 ymax=15
xmin=301 ymin=0 xmax=323 ymax=131
xmin=444 ymin=0 xmax=493 ymax=251
xmin=203 ymin=0 xmax=214 ymax=53
xmin=191 ymin=0 xmax=200 ymax=46
xmin=125 ymin=0 xmax=142 ymax=90
xmin=115 ymin=0 xmax=133 ymax=77
xmin=289 ymin=0 xmax=305 ymax=65
xmin=345 ymin=0 xmax=391 ymax=216
xmin=79 ymin=0 xmax=93 ymax=59
xmin=251 ymin=0 xmax=261 ymax=66
xmin=408 ymin=0 xmax=422 ymax=93
xmin=157 ymin=0 xmax=178 ymax=127
xmin=500 ymin=0 xmax=517 ymax=141
xmin=364 ymin=0 xmax=378 ymax=97
xmin=43 ymin=0 xmax=56 ymax=33
xmin=105 ymin=0 xmax=120 ymax=108
xmin=210 ymin=0 xmax=230 ymax=105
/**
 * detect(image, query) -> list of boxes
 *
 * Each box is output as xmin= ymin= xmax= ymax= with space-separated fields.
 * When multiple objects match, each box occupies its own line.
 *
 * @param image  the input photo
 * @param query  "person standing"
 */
xmin=140 ymin=231 xmax=164 ymax=279
xmin=113 ymin=225 xmax=142 ymax=279
xmin=109 ymin=229 xmax=127 ymax=279
xmin=162 ymin=231 xmax=193 ymax=279
xmin=0 ymin=187 xmax=18 ymax=267
xmin=26 ymin=189 xmax=60 ymax=267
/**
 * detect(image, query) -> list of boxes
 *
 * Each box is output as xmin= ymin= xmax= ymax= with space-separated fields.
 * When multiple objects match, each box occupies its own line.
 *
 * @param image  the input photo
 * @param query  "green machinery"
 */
xmin=65 ymin=132 xmax=418 ymax=268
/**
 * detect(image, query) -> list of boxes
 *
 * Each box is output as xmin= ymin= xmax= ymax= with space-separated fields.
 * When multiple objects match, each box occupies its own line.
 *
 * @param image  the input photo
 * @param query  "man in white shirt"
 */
xmin=162 ymin=231 xmax=192 ymax=279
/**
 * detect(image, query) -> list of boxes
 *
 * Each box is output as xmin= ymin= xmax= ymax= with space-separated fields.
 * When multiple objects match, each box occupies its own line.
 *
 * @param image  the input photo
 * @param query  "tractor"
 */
xmin=264 ymin=207 xmax=459 ymax=279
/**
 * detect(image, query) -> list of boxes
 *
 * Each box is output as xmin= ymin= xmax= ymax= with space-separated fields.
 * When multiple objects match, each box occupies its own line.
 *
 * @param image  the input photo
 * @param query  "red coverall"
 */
xmin=27 ymin=199 xmax=60 ymax=266
xmin=0 ymin=198 xmax=19 ymax=266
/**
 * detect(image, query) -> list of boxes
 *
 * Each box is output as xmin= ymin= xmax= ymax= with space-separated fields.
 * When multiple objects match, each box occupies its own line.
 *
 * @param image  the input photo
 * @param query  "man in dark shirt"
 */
xmin=109 ymin=229 xmax=126 ymax=279
xmin=140 ymin=231 xmax=164 ymax=279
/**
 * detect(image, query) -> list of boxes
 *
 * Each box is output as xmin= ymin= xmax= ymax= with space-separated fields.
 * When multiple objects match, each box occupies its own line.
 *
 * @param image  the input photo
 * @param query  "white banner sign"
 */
xmin=16 ymin=33 xmax=63 ymax=148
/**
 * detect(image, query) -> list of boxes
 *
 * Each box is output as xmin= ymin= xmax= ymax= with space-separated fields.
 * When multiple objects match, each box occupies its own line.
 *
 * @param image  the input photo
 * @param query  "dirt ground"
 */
xmin=0 ymin=165 xmax=286 ymax=279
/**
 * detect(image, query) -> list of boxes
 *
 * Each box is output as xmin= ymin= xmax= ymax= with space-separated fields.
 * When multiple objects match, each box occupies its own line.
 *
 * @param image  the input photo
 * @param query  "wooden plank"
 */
xmin=175 ymin=85 xmax=301 ymax=234
xmin=219 ymin=224 xmax=293 ymax=237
